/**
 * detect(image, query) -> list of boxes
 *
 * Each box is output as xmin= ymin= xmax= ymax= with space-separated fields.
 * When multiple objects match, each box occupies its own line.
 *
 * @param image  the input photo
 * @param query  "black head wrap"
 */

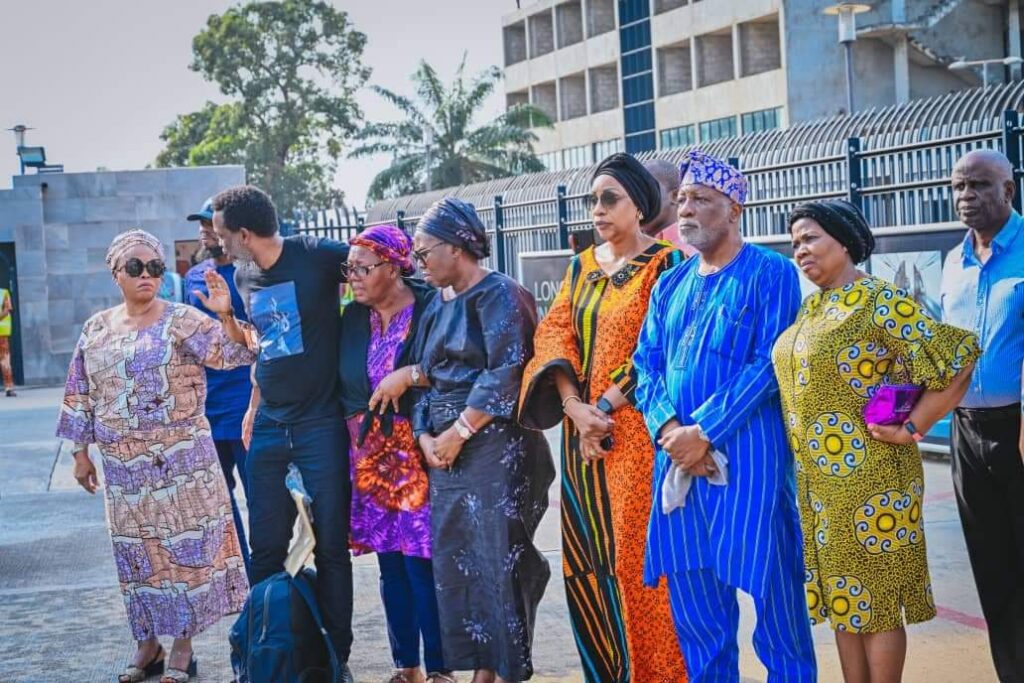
xmin=592 ymin=152 xmax=661 ymax=225
xmin=788 ymin=199 xmax=876 ymax=264
xmin=418 ymin=197 xmax=490 ymax=260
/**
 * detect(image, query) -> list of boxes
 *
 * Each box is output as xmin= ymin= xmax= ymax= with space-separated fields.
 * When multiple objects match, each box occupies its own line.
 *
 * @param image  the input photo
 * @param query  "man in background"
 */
xmin=184 ymin=197 xmax=253 ymax=572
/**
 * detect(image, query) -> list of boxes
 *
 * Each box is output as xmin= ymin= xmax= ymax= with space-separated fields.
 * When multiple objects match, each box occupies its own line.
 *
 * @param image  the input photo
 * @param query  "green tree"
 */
xmin=350 ymin=57 xmax=552 ymax=202
xmin=154 ymin=0 xmax=370 ymax=214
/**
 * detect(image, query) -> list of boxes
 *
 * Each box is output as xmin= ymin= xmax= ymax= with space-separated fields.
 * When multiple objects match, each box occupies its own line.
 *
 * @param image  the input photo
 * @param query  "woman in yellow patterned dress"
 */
xmin=771 ymin=200 xmax=980 ymax=683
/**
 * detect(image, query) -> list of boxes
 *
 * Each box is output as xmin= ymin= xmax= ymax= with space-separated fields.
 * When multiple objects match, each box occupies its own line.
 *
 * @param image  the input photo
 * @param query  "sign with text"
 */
xmin=519 ymin=249 xmax=572 ymax=319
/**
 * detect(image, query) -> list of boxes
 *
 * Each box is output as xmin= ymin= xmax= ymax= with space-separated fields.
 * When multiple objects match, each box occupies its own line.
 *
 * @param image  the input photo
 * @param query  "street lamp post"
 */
xmin=949 ymin=56 xmax=1024 ymax=88
xmin=824 ymin=4 xmax=872 ymax=115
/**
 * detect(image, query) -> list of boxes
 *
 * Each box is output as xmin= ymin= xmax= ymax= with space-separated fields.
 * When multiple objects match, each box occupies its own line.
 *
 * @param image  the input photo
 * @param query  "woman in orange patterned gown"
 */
xmin=519 ymin=153 xmax=687 ymax=683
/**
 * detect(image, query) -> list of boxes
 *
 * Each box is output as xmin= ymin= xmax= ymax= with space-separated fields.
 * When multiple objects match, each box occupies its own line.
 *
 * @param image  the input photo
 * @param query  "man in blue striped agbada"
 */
xmin=634 ymin=151 xmax=816 ymax=682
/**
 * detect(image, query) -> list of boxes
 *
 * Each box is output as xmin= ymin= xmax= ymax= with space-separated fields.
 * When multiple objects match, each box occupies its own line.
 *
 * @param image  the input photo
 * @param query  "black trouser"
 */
xmin=952 ymin=404 xmax=1024 ymax=682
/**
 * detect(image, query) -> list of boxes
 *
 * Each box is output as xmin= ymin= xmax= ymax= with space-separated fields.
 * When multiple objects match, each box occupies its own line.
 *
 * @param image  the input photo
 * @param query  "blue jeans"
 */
xmin=214 ymin=439 xmax=250 ymax=575
xmin=247 ymin=412 xmax=353 ymax=662
xmin=378 ymin=552 xmax=447 ymax=673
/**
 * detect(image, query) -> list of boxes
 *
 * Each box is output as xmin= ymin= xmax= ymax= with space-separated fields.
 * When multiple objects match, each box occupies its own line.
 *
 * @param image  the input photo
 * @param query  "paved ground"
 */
xmin=0 ymin=387 xmax=998 ymax=682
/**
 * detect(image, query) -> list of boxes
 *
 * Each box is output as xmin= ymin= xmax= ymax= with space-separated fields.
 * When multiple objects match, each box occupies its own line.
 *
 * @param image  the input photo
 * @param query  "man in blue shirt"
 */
xmin=940 ymin=149 xmax=1024 ymax=681
xmin=184 ymin=198 xmax=253 ymax=572
xmin=634 ymin=152 xmax=816 ymax=682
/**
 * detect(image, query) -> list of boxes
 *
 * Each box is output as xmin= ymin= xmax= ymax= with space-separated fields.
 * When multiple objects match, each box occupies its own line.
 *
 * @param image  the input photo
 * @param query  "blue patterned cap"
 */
xmin=679 ymin=150 xmax=747 ymax=205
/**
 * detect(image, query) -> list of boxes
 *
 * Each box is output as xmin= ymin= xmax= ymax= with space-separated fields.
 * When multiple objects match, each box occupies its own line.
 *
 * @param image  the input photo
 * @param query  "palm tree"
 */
xmin=350 ymin=56 xmax=552 ymax=202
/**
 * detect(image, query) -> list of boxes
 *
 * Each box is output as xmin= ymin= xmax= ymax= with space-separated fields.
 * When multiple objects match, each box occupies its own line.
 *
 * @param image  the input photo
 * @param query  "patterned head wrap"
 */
xmin=417 ymin=197 xmax=491 ymax=260
xmin=105 ymin=229 xmax=164 ymax=271
xmin=679 ymin=150 xmax=748 ymax=206
xmin=592 ymin=152 xmax=661 ymax=225
xmin=788 ymin=199 xmax=876 ymax=264
xmin=351 ymin=224 xmax=415 ymax=276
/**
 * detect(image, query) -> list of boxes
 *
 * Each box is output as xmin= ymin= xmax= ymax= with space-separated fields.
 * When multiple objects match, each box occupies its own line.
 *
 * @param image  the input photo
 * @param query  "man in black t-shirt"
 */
xmin=211 ymin=185 xmax=353 ymax=679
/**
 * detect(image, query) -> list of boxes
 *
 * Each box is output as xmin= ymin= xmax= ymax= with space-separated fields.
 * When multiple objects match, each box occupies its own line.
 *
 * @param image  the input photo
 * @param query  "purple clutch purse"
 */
xmin=862 ymin=384 xmax=924 ymax=425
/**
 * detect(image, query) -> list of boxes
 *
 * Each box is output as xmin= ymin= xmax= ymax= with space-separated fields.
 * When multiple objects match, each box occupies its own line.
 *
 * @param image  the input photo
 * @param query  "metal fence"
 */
xmin=293 ymin=107 xmax=1024 ymax=281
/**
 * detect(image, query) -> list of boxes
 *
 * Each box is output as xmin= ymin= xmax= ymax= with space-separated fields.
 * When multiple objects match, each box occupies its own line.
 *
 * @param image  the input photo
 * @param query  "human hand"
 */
xmin=73 ymin=450 xmax=98 ymax=494
xmin=659 ymin=425 xmax=709 ymax=470
xmin=194 ymin=269 xmax=233 ymax=315
xmin=565 ymin=400 xmax=613 ymax=441
xmin=433 ymin=427 xmax=466 ymax=468
xmin=866 ymin=422 xmax=915 ymax=445
xmin=242 ymin=406 xmax=256 ymax=450
xmin=689 ymin=452 xmax=719 ymax=478
xmin=369 ymin=367 xmax=411 ymax=414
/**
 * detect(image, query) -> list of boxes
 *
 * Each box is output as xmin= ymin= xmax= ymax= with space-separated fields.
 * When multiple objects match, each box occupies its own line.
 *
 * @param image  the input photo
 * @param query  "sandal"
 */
xmin=118 ymin=645 xmax=165 ymax=683
xmin=159 ymin=656 xmax=197 ymax=683
xmin=427 ymin=673 xmax=458 ymax=683
xmin=386 ymin=673 xmax=415 ymax=683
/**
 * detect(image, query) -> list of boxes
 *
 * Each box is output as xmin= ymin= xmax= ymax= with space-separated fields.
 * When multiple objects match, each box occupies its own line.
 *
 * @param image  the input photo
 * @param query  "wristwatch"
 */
xmin=596 ymin=397 xmax=614 ymax=415
xmin=453 ymin=419 xmax=472 ymax=440
xmin=903 ymin=420 xmax=924 ymax=442
xmin=410 ymin=365 xmax=421 ymax=385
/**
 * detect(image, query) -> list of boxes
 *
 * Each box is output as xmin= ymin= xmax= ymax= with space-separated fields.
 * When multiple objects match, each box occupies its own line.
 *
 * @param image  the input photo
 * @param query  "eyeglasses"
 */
xmin=341 ymin=261 xmax=387 ymax=279
xmin=117 ymin=258 xmax=167 ymax=278
xmin=586 ymin=190 xmax=625 ymax=211
xmin=411 ymin=243 xmax=444 ymax=266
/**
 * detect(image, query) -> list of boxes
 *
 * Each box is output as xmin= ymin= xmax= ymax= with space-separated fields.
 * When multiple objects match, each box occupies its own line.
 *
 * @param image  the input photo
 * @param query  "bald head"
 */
xmin=643 ymin=159 xmax=681 ymax=235
xmin=955 ymin=149 xmax=1013 ymax=181
xmin=952 ymin=149 xmax=1015 ymax=233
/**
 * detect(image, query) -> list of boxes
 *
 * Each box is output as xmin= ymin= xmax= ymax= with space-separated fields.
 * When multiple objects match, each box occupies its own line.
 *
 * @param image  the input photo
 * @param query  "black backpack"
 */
xmin=229 ymin=566 xmax=341 ymax=682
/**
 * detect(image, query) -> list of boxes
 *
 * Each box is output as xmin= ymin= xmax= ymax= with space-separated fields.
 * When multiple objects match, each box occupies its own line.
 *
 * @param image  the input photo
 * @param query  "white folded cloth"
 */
xmin=661 ymin=449 xmax=729 ymax=514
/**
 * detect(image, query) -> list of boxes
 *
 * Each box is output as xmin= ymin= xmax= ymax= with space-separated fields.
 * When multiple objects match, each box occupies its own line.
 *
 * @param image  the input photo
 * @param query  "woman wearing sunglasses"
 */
xmin=519 ymin=152 xmax=687 ymax=682
xmin=56 ymin=229 xmax=255 ymax=683
xmin=336 ymin=225 xmax=454 ymax=683
xmin=411 ymin=197 xmax=555 ymax=683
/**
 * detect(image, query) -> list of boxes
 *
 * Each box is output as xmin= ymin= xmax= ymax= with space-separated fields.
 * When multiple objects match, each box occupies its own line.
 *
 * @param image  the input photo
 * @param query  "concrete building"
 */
xmin=0 ymin=165 xmax=245 ymax=385
xmin=502 ymin=0 xmax=1021 ymax=170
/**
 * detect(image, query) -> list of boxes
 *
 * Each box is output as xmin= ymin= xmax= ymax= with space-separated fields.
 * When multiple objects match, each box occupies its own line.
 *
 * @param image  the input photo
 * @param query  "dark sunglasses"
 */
xmin=586 ymin=190 xmax=625 ymax=210
xmin=411 ymin=243 xmax=445 ymax=265
xmin=341 ymin=261 xmax=387 ymax=279
xmin=117 ymin=258 xmax=166 ymax=278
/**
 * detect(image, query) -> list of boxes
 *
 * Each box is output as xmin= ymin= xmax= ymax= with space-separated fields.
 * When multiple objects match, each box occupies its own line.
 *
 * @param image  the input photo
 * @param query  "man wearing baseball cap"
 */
xmin=184 ymin=197 xmax=254 ymax=572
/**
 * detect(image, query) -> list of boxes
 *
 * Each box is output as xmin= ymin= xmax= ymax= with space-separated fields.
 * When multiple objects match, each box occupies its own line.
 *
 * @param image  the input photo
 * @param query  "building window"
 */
xmin=659 ymin=124 xmax=696 ymax=150
xmin=699 ymin=116 xmax=737 ymax=142
xmin=741 ymin=107 xmax=782 ymax=134
xmin=625 ymin=131 xmax=657 ymax=154
xmin=593 ymin=138 xmax=624 ymax=161
xmin=539 ymin=151 xmax=562 ymax=172
xmin=562 ymin=144 xmax=593 ymax=169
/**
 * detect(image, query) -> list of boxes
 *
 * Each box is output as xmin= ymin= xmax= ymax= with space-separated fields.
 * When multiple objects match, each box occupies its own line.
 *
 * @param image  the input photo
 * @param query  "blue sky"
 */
xmin=0 ymin=1 xmax=513 ymax=208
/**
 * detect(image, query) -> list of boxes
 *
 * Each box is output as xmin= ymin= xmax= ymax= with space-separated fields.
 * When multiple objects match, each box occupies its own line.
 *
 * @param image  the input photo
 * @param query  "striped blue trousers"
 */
xmin=666 ymin=567 xmax=816 ymax=683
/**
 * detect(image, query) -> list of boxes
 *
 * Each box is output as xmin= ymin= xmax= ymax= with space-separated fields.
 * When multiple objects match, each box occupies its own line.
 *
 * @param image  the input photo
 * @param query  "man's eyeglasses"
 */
xmin=586 ymin=190 xmax=625 ymax=211
xmin=117 ymin=258 xmax=167 ymax=278
xmin=411 ymin=244 xmax=444 ymax=266
xmin=341 ymin=261 xmax=387 ymax=279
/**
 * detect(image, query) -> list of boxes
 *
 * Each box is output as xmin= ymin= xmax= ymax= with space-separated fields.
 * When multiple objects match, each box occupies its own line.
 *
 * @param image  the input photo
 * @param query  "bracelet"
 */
xmin=561 ymin=395 xmax=583 ymax=411
xmin=457 ymin=414 xmax=478 ymax=435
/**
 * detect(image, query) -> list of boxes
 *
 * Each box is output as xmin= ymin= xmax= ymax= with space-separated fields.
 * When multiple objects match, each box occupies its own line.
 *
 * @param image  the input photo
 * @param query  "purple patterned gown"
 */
xmin=346 ymin=304 xmax=432 ymax=558
xmin=56 ymin=303 xmax=254 ymax=640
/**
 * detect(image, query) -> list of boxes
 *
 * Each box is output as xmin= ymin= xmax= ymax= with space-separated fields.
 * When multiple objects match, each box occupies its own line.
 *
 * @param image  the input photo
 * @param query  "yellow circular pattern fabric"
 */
xmin=772 ymin=276 xmax=981 ymax=633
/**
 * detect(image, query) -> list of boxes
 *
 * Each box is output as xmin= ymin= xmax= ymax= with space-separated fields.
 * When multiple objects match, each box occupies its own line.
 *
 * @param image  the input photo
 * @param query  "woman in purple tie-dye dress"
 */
xmin=56 ymin=229 xmax=254 ymax=683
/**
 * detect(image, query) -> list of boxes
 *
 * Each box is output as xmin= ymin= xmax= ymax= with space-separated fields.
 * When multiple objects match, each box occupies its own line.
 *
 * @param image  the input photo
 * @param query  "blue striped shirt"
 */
xmin=940 ymin=210 xmax=1024 ymax=409
xmin=634 ymin=244 xmax=802 ymax=598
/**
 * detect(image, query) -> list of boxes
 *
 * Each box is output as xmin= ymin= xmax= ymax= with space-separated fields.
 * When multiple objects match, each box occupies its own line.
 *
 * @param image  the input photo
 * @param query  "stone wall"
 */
xmin=0 ymin=165 xmax=245 ymax=385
